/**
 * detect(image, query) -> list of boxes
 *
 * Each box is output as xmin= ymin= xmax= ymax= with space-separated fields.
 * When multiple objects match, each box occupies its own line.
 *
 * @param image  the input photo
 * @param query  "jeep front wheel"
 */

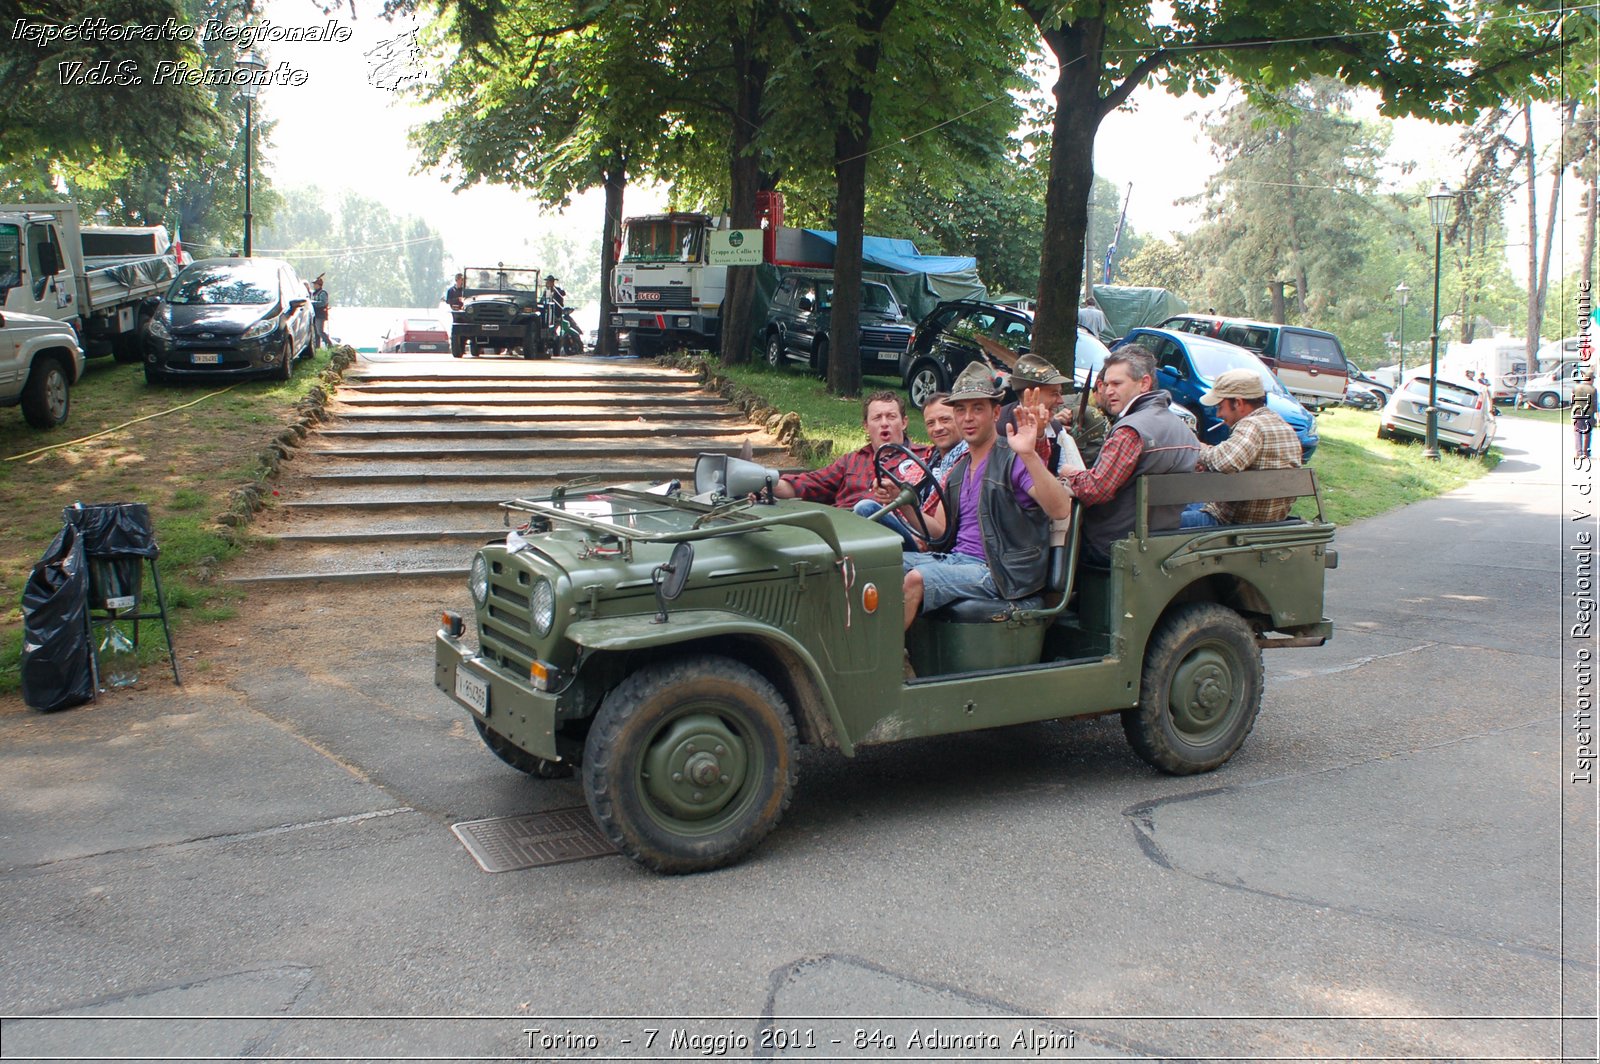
xmin=1123 ymin=603 xmax=1262 ymax=775
xmin=583 ymin=655 xmax=797 ymax=874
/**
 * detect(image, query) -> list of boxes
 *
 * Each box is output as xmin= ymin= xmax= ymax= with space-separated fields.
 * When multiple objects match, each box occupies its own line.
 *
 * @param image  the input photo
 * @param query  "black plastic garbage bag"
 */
xmin=21 ymin=524 xmax=96 ymax=713
xmin=65 ymin=502 xmax=159 ymax=558
xmin=66 ymin=503 xmax=157 ymax=611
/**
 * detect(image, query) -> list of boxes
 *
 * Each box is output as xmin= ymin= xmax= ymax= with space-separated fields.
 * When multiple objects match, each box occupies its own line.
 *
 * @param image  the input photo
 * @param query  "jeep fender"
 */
xmin=564 ymin=609 xmax=854 ymax=755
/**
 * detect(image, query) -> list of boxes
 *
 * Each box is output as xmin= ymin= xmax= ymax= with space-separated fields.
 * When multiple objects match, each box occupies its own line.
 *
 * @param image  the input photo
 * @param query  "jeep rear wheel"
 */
xmin=1123 ymin=603 xmax=1262 ymax=775
xmin=474 ymin=719 xmax=573 ymax=779
xmin=583 ymin=655 xmax=797 ymax=874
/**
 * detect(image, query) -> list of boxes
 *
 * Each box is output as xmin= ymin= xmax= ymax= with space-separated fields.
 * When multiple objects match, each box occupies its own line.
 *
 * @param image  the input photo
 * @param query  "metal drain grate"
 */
xmin=451 ymin=807 xmax=616 ymax=872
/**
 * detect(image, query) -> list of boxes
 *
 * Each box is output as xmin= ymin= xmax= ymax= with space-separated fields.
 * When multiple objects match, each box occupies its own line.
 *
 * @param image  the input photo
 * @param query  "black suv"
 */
xmin=762 ymin=276 xmax=913 ymax=375
xmin=900 ymin=300 xmax=1036 ymax=408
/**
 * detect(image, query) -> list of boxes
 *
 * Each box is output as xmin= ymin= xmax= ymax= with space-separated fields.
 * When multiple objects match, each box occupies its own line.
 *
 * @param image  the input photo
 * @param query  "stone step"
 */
xmin=329 ymin=402 xmax=737 ymax=419
xmin=341 ymin=380 xmax=703 ymax=396
xmin=302 ymin=441 xmax=786 ymax=460
xmin=313 ymin=422 xmax=763 ymax=441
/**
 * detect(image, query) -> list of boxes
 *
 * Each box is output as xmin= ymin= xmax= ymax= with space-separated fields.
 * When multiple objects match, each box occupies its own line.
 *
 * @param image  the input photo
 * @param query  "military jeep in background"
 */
xmin=435 ymin=454 xmax=1336 ymax=874
xmin=450 ymin=265 xmax=560 ymax=360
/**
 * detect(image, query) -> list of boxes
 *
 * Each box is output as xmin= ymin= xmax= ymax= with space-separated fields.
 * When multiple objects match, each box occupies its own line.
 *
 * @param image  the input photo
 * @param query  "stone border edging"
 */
xmin=658 ymin=352 xmax=836 ymax=467
xmin=216 ymin=346 xmax=358 ymax=536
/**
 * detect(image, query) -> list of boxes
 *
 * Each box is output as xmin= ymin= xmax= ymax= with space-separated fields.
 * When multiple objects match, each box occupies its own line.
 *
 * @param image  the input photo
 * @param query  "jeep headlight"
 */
xmin=530 ymin=578 xmax=555 ymax=635
xmin=469 ymin=553 xmax=489 ymax=606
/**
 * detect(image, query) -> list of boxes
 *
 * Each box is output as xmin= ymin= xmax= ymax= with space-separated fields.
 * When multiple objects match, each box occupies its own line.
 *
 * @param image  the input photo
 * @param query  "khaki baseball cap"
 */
xmin=1200 ymin=368 xmax=1267 ymax=405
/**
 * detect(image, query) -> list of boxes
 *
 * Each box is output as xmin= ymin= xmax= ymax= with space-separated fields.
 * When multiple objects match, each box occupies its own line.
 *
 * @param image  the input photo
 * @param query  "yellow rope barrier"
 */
xmin=4 ymin=383 xmax=243 ymax=463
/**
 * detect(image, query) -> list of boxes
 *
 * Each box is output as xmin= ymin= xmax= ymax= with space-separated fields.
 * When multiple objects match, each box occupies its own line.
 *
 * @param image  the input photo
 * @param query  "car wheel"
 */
xmin=583 ymin=654 xmax=797 ymax=874
xmin=810 ymin=337 xmax=829 ymax=375
xmin=905 ymin=359 xmax=950 ymax=409
xmin=111 ymin=331 xmax=144 ymax=364
xmin=143 ymin=362 xmax=171 ymax=387
xmin=451 ymin=333 xmax=465 ymax=359
xmin=1122 ymin=603 xmax=1263 ymax=775
xmin=1376 ymin=425 xmax=1394 ymax=442
xmin=273 ymin=337 xmax=294 ymax=381
xmin=523 ymin=324 xmax=539 ymax=360
xmin=20 ymin=355 xmax=70 ymax=428
xmin=1536 ymin=391 xmax=1561 ymax=409
xmin=765 ymin=331 xmax=785 ymax=369
xmin=474 ymin=719 xmax=573 ymax=779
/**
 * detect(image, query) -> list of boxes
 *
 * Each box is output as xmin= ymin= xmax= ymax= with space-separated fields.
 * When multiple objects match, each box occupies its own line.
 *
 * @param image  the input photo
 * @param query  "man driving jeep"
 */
xmin=774 ymin=391 xmax=932 ymax=508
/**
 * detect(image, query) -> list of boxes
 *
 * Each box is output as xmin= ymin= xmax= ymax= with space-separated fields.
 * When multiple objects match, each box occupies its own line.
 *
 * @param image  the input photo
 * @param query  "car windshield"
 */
xmin=621 ymin=219 xmax=704 ymax=263
xmin=465 ymin=268 xmax=539 ymax=292
xmin=0 ymin=224 xmax=20 ymax=291
xmin=861 ymin=284 xmax=898 ymax=313
xmin=405 ymin=318 xmax=443 ymax=331
xmin=1186 ymin=339 xmax=1294 ymax=398
xmin=166 ymin=264 xmax=277 ymax=306
xmin=1403 ymin=378 xmax=1480 ymax=407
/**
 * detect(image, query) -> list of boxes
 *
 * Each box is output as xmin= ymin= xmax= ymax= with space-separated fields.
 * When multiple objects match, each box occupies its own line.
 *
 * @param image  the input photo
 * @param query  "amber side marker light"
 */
xmin=862 ymin=583 xmax=879 ymax=614
xmin=530 ymin=660 xmax=561 ymax=692
xmin=441 ymin=611 xmax=465 ymax=637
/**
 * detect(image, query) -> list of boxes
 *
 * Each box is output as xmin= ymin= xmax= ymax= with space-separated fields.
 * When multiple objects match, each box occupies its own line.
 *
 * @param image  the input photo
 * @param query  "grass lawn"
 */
xmin=1500 ymin=405 xmax=1567 ymax=424
xmin=2 ymin=349 xmax=344 ymax=694
xmin=713 ymin=360 xmax=1494 ymax=527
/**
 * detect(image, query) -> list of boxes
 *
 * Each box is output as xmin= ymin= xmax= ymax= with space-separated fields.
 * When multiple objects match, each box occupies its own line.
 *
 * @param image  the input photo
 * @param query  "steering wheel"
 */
xmin=871 ymin=442 xmax=952 ymax=552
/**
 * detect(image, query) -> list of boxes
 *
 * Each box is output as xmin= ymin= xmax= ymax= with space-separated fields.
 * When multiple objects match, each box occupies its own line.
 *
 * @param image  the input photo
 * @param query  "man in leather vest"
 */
xmin=1061 ymin=345 xmax=1200 ymax=565
xmin=898 ymin=362 xmax=1073 ymax=631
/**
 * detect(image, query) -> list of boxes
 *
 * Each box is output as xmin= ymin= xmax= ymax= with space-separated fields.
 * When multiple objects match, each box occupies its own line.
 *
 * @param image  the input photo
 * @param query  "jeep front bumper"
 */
xmin=435 ymin=631 xmax=560 ymax=761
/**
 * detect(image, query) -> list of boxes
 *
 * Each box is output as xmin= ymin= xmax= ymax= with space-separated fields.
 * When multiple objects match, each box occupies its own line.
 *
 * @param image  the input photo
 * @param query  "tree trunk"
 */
xmin=597 ymin=159 xmax=626 ymax=358
xmin=1584 ymin=144 xmax=1599 ymax=301
xmin=826 ymin=0 xmax=897 ymax=398
xmin=1532 ymin=99 xmax=1577 ymax=353
xmin=1034 ymin=24 xmax=1102 ymax=377
xmin=1269 ymin=281 xmax=1287 ymax=323
xmin=1285 ymin=125 xmax=1309 ymax=318
xmin=718 ymin=20 xmax=770 ymax=367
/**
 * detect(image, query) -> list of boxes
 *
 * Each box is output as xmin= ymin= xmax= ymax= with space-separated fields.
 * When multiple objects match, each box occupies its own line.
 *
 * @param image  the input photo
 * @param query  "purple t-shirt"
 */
xmin=953 ymin=453 xmax=1036 ymax=559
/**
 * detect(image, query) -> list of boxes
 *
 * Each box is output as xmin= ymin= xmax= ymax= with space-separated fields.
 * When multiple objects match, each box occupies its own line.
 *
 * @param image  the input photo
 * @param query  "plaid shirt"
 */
xmin=1196 ymin=406 xmax=1302 ymax=523
xmin=783 ymin=442 xmax=934 ymax=508
xmin=1063 ymin=425 xmax=1142 ymax=505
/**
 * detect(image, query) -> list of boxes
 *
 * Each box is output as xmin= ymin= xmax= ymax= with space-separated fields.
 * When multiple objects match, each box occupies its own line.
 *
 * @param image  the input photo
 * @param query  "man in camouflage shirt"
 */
xmin=1181 ymin=369 xmax=1302 ymax=527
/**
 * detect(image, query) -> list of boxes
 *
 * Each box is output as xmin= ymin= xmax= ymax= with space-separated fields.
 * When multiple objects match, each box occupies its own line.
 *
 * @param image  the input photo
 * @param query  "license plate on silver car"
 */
xmin=455 ymin=665 xmax=489 ymax=716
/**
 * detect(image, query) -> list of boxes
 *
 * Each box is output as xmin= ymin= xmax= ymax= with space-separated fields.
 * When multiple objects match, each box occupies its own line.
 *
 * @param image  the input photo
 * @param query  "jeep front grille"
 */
xmin=479 ymin=562 xmax=538 ymax=671
xmin=469 ymin=302 xmax=519 ymax=324
xmin=862 ymin=329 xmax=909 ymax=348
xmin=633 ymin=287 xmax=692 ymax=309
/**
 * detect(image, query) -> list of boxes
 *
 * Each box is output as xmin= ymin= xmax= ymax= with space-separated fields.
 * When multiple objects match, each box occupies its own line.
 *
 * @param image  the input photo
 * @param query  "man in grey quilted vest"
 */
xmin=1060 ymin=345 xmax=1200 ymax=565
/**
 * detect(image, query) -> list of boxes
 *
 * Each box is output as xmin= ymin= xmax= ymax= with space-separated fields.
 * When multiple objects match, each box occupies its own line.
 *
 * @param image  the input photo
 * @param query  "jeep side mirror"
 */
xmin=652 ymin=541 xmax=694 ymax=623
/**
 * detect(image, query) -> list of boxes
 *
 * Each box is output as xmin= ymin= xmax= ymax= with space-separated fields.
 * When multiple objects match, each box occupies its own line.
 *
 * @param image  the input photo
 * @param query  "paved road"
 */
xmin=0 ymin=399 xmax=1593 ymax=1062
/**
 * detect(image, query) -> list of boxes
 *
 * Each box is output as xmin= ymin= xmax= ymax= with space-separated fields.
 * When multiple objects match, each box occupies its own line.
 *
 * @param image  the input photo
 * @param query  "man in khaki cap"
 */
xmin=1182 ymin=367 xmax=1302 ymax=527
xmin=1002 ymin=352 xmax=1109 ymax=470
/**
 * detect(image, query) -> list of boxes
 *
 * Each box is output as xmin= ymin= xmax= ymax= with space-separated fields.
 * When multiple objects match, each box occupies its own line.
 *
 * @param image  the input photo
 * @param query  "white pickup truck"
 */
xmin=0 ymin=310 xmax=86 ymax=428
xmin=0 ymin=203 xmax=180 ymax=361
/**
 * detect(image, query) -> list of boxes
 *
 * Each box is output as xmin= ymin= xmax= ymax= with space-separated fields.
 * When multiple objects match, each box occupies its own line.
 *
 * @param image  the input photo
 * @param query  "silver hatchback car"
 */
xmin=1378 ymin=375 xmax=1496 ymax=456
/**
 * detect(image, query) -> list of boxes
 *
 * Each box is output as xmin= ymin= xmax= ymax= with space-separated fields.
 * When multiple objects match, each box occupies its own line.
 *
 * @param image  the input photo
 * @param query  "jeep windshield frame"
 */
xmin=462 ymin=267 xmax=540 ymax=293
xmin=501 ymin=486 xmax=845 ymax=557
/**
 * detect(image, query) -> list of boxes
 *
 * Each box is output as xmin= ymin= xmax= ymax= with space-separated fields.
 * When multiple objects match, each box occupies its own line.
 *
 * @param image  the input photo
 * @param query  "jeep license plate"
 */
xmin=480 ymin=324 xmax=499 ymax=331
xmin=455 ymin=665 xmax=489 ymax=717
xmin=191 ymin=352 xmax=221 ymax=364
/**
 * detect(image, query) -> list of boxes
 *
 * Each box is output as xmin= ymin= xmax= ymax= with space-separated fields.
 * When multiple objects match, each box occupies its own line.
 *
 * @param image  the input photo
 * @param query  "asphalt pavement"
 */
xmin=0 ymin=396 xmax=1594 ymax=1063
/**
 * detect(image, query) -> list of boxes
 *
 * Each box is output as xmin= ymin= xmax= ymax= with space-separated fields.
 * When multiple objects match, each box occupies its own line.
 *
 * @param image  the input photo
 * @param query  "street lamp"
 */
xmin=1423 ymin=185 xmax=1455 ymax=460
xmin=1394 ymin=281 xmax=1409 ymax=382
xmin=236 ymin=50 xmax=268 ymax=257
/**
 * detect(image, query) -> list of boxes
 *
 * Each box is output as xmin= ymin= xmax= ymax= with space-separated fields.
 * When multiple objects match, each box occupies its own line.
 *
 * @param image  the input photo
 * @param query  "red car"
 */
xmin=379 ymin=317 xmax=449 ymax=353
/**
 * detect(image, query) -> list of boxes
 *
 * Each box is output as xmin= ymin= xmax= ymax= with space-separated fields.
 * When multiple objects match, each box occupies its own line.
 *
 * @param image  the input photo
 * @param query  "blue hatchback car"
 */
xmin=1115 ymin=328 xmax=1319 ymax=461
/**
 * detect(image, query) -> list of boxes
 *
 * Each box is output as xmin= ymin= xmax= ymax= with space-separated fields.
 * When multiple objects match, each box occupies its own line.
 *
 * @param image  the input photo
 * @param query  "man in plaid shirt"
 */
xmin=1181 ymin=368 xmax=1302 ymax=527
xmin=775 ymin=391 xmax=932 ymax=508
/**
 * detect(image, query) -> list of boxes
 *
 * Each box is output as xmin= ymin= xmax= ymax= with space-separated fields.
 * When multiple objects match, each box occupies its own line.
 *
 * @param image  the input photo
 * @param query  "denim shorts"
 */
xmin=902 ymin=550 xmax=998 ymax=611
xmin=853 ymin=499 xmax=920 ymax=550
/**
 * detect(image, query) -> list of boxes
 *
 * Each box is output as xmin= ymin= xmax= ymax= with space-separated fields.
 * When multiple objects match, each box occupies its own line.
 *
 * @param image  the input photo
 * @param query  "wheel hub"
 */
xmin=1170 ymin=650 xmax=1234 ymax=734
xmin=641 ymin=713 xmax=748 ymax=820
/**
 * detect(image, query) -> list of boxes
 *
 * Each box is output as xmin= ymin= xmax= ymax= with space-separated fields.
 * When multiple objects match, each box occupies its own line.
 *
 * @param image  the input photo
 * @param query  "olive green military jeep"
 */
xmin=435 ymin=453 xmax=1335 ymax=874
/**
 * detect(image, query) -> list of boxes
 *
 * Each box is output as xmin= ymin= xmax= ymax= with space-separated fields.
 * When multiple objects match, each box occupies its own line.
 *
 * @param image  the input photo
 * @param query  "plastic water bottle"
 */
xmin=98 ymin=625 xmax=138 ymax=688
